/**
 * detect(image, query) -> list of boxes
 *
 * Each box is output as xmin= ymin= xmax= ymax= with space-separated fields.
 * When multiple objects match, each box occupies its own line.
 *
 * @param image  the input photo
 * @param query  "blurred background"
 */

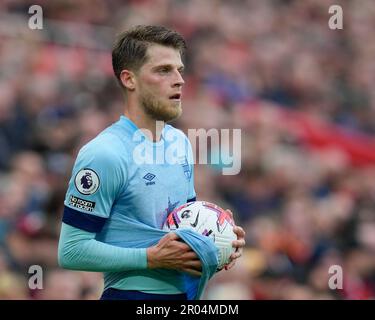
xmin=1 ymin=0 xmax=375 ymax=300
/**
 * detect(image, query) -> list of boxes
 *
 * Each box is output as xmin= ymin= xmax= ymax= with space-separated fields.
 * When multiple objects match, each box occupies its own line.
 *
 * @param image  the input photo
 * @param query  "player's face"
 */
xmin=136 ymin=44 xmax=185 ymax=122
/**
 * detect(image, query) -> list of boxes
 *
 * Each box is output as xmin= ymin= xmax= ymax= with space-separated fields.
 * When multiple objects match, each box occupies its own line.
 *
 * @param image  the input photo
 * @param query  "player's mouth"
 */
xmin=169 ymin=93 xmax=181 ymax=101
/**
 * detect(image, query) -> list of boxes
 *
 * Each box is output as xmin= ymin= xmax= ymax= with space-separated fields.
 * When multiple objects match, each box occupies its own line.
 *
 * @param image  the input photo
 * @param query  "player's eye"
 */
xmin=158 ymin=67 xmax=170 ymax=74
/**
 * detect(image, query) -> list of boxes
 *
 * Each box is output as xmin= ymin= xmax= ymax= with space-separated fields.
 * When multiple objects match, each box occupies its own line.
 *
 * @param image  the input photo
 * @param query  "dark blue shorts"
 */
xmin=100 ymin=288 xmax=187 ymax=300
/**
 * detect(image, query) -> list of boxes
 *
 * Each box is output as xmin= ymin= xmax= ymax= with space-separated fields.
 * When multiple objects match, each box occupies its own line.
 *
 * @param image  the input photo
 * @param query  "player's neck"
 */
xmin=124 ymin=107 xmax=164 ymax=142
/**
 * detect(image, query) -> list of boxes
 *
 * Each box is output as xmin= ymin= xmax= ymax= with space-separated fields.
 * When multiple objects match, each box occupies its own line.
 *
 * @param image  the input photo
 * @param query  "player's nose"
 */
xmin=172 ymin=70 xmax=184 ymax=87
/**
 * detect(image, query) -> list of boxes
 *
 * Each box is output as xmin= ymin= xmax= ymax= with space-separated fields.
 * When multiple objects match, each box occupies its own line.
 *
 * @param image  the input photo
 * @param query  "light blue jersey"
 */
xmin=62 ymin=115 xmax=196 ymax=294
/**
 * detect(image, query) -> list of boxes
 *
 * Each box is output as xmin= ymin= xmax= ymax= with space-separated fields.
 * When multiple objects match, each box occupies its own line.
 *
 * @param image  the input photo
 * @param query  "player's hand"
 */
xmin=147 ymin=232 xmax=202 ymax=277
xmin=224 ymin=209 xmax=246 ymax=271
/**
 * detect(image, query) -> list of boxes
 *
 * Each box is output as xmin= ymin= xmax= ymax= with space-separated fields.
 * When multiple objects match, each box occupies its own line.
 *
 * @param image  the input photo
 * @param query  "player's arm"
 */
xmin=58 ymin=139 xmax=147 ymax=272
xmin=58 ymin=222 xmax=147 ymax=271
xmin=59 ymin=220 xmax=202 ymax=275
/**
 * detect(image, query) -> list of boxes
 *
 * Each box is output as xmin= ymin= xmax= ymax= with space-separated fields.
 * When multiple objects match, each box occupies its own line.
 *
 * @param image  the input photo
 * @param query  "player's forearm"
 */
xmin=58 ymin=222 xmax=147 ymax=272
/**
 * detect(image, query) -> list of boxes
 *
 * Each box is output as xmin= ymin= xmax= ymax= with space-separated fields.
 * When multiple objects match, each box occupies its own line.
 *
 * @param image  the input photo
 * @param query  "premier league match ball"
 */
xmin=162 ymin=201 xmax=237 ymax=270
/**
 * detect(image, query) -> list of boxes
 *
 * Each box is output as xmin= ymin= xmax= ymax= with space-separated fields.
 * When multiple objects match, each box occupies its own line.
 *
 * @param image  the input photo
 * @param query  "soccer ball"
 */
xmin=162 ymin=201 xmax=237 ymax=270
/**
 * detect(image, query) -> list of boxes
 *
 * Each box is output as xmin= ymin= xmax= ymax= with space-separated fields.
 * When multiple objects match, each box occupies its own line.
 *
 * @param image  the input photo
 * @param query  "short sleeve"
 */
xmin=63 ymin=138 xmax=126 ymax=232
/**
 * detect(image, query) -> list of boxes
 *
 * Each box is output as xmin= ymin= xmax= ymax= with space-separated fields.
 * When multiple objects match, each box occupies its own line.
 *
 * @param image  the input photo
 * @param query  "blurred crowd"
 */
xmin=1 ymin=0 xmax=375 ymax=299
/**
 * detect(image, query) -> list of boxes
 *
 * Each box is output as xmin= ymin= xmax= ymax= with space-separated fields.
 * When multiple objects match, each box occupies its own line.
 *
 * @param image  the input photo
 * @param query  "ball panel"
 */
xmin=162 ymin=201 xmax=237 ymax=269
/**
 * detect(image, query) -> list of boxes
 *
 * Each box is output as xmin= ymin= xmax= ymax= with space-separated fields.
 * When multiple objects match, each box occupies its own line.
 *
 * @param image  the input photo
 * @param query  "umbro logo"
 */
xmin=143 ymin=173 xmax=156 ymax=186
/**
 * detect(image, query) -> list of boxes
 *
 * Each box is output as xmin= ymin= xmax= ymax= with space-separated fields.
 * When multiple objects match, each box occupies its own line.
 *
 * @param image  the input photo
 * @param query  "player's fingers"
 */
xmin=159 ymin=232 xmax=179 ymax=246
xmin=186 ymin=260 xmax=202 ymax=271
xmin=229 ymin=251 xmax=242 ymax=261
xmin=183 ymin=268 xmax=202 ymax=277
xmin=182 ymin=251 xmax=199 ymax=260
xmin=173 ymin=240 xmax=191 ymax=252
xmin=232 ymin=239 xmax=245 ymax=249
xmin=233 ymin=226 xmax=246 ymax=238
xmin=166 ymin=232 xmax=180 ymax=241
xmin=224 ymin=261 xmax=236 ymax=270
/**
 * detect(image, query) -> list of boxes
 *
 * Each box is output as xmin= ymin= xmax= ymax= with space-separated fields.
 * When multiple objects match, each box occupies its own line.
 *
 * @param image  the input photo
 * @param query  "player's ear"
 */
xmin=120 ymin=69 xmax=136 ymax=91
